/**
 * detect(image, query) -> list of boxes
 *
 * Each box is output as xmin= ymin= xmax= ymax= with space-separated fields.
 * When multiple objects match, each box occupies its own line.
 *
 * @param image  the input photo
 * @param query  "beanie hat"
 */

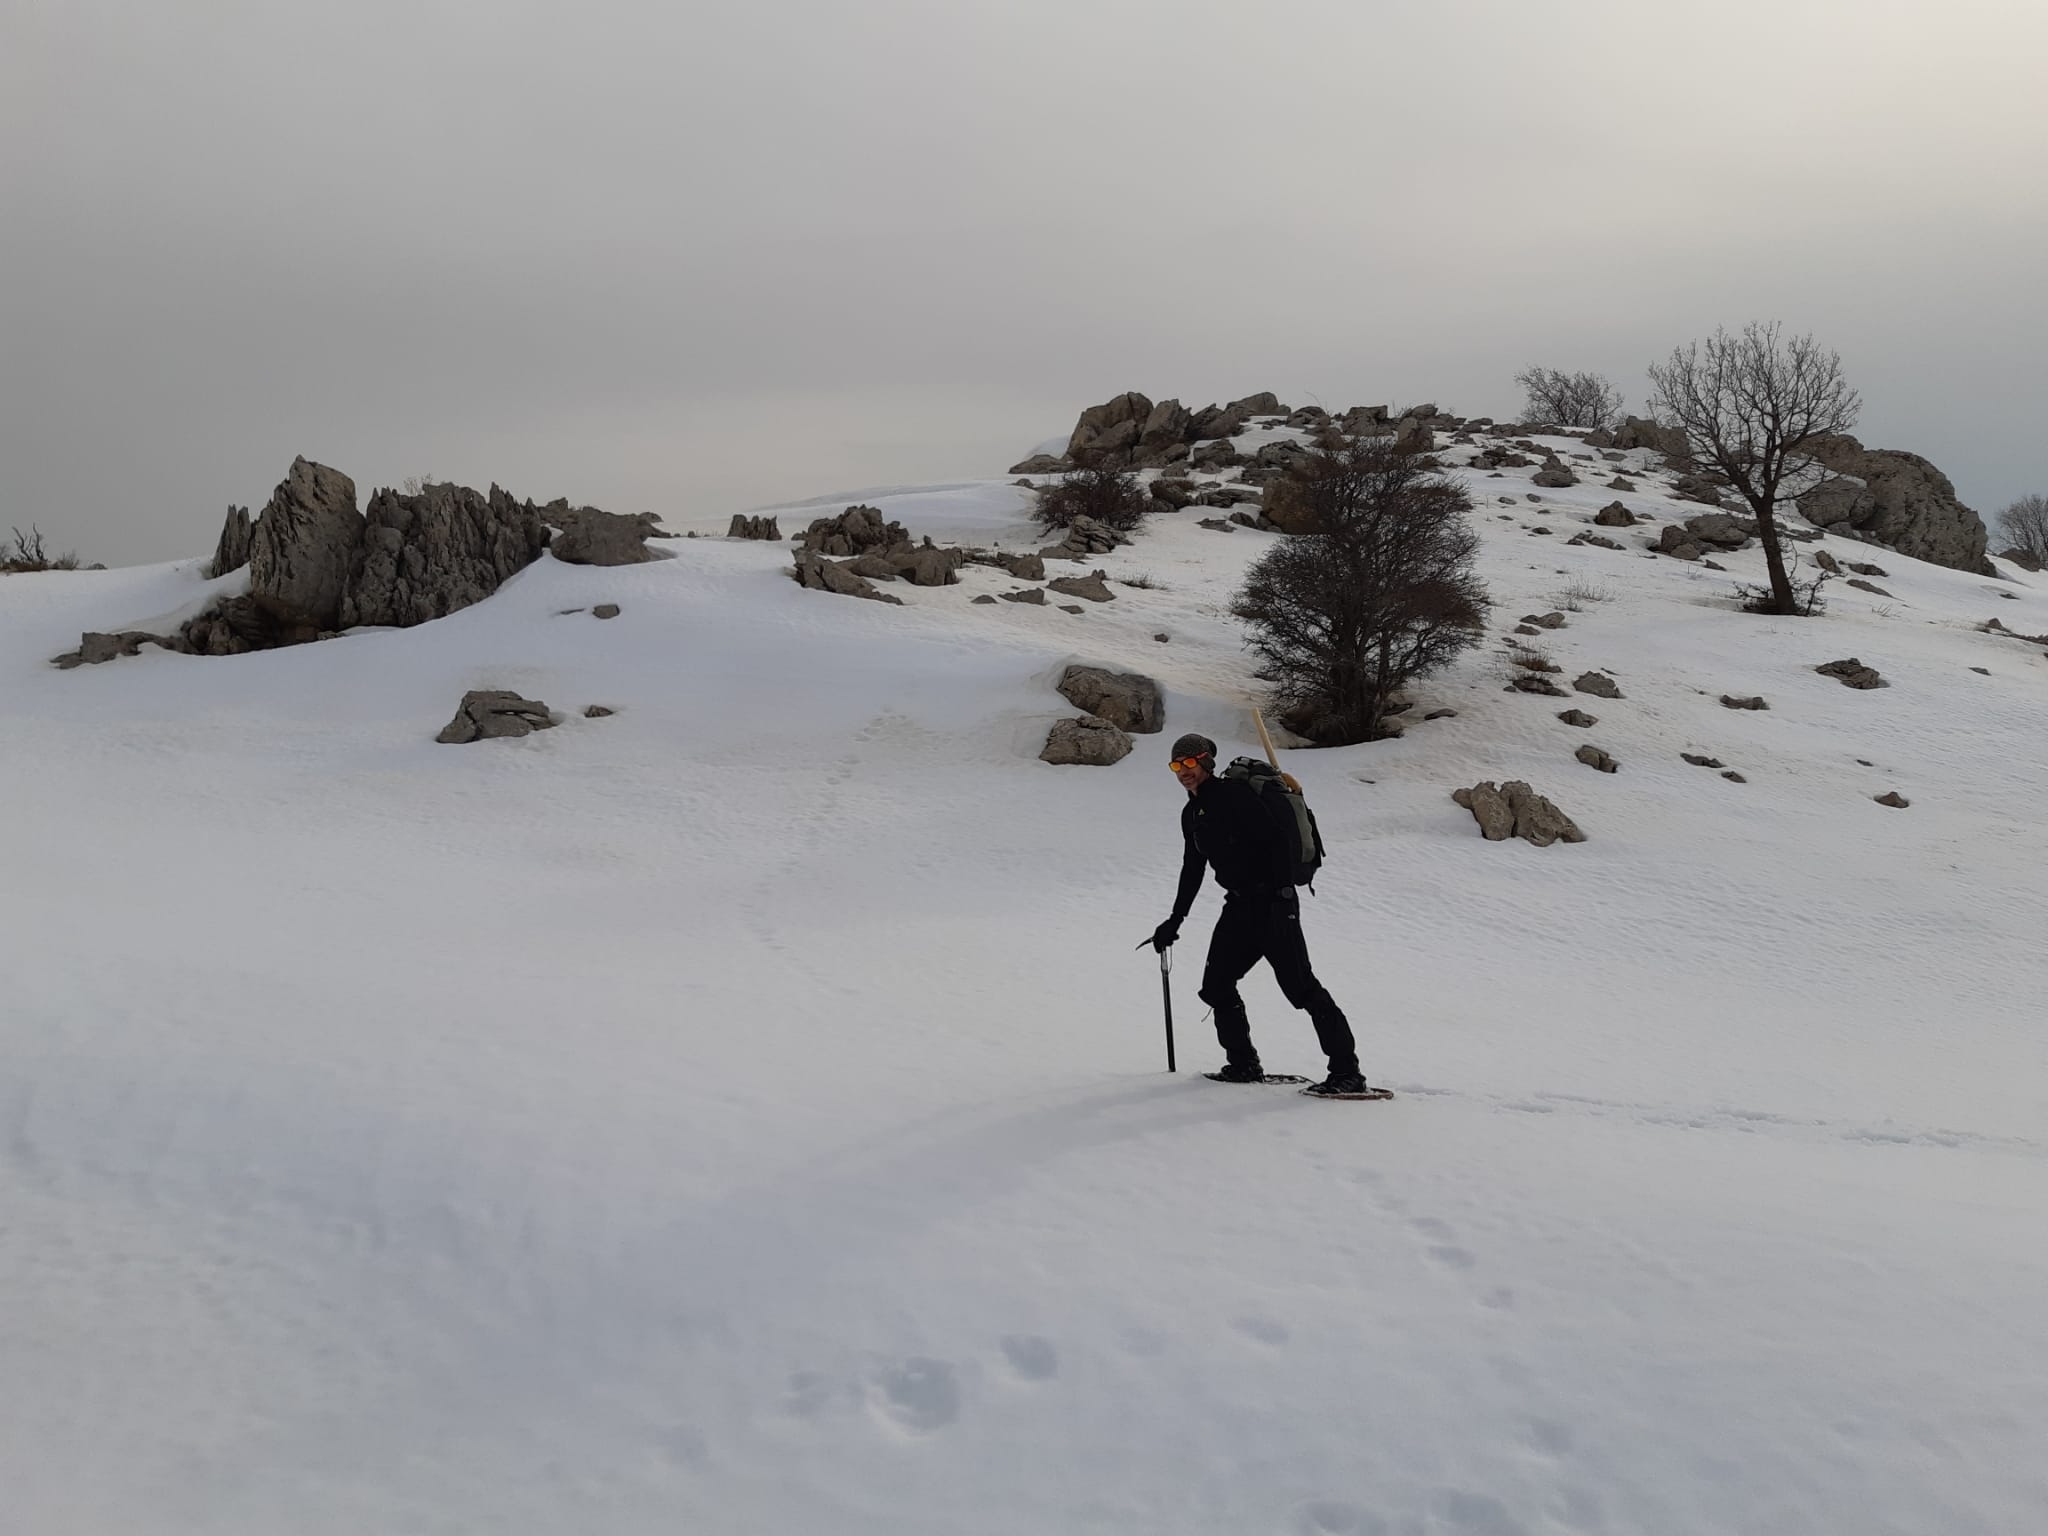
xmin=1169 ymin=732 xmax=1217 ymax=762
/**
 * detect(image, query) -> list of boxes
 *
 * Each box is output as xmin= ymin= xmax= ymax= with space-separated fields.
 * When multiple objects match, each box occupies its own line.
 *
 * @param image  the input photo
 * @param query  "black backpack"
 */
xmin=1222 ymin=757 xmax=1325 ymax=890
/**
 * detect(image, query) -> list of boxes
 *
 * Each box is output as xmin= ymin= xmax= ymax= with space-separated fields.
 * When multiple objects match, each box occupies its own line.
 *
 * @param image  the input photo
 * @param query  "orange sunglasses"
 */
xmin=1168 ymin=755 xmax=1209 ymax=773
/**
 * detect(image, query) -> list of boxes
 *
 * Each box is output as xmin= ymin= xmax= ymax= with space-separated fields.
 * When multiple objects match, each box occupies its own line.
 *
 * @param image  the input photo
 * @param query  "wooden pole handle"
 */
xmin=1251 ymin=708 xmax=1302 ymax=792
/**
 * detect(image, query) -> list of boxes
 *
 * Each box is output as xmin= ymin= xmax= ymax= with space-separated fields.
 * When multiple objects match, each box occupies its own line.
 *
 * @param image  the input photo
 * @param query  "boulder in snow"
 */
xmin=1040 ymin=715 xmax=1133 ymax=766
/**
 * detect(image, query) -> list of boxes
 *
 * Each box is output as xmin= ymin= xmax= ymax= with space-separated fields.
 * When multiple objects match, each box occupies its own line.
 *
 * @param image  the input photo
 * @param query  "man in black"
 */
xmin=1148 ymin=732 xmax=1370 ymax=1095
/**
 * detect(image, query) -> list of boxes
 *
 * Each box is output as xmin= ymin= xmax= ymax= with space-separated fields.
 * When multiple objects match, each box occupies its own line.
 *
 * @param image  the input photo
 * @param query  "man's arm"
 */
xmin=1170 ymin=816 xmax=1205 ymax=921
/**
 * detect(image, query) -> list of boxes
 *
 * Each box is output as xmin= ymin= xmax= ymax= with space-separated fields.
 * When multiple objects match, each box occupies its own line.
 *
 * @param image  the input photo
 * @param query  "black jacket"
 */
xmin=1170 ymin=774 xmax=1290 ymax=920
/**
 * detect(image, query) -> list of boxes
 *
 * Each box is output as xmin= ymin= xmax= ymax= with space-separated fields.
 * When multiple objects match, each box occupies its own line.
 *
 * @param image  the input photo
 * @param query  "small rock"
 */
xmin=1521 ymin=612 xmax=1568 ymax=629
xmin=1508 ymin=675 xmax=1569 ymax=697
xmin=1720 ymin=694 xmax=1768 ymax=710
xmin=592 ymin=603 xmax=620 ymax=619
xmin=1845 ymin=579 xmax=1894 ymax=597
xmin=1452 ymin=780 xmax=1586 ymax=846
xmin=1594 ymin=502 xmax=1635 ymax=527
xmin=1573 ymin=671 xmax=1622 ymax=699
xmin=1970 ymin=666 xmax=1989 ymax=675
xmin=583 ymin=705 xmax=615 ymax=718
xmin=1060 ymin=604 xmax=1084 ymax=614
xmin=1040 ymin=715 xmax=1133 ymax=766
xmin=1057 ymin=664 xmax=1164 ymax=734
xmin=1000 ymin=588 xmax=1046 ymax=605
xmin=1722 ymin=770 xmax=1747 ymax=783
xmin=1607 ymin=477 xmax=1637 ymax=492
xmin=1815 ymin=657 xmax=1886 ymax=689
xmin=1154 ymin=632 xmax=1170 ymax=643
xmin=1513 ymin=624 xmax=1542 ymax=636
xmin=1681 ymin=753 xmax=1725 ymax=768
xmin=1575 ymin=744 xmax=1619 ymax=773
xmin=1424 ymin=708 xmax=1458 ymax=720
xmin=436 ymin=689 xmax=556 ymax=744
xmin=1556 ymin=709 xmax=1597 ymax=728
xmin=1874 ymin=791 xmax=1910 ymax=809
xmin=1814 ymin=549 xmax=1841 ymax=574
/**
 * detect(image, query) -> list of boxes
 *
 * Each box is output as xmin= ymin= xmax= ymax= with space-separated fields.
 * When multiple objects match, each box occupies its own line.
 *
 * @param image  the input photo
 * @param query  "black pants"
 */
xmin=1198 ymin=889 xmax=1359 ymax=1075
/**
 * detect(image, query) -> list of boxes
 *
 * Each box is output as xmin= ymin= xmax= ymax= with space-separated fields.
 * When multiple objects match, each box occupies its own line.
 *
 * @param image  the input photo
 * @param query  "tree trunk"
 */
xmin=1737 ymin=485 xmax=1797 ymax=614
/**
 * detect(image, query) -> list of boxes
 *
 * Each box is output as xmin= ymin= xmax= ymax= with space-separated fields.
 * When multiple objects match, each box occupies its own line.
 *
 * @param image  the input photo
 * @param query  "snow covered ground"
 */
xmin=5 ymin=427 xmax=2047 ymax=1534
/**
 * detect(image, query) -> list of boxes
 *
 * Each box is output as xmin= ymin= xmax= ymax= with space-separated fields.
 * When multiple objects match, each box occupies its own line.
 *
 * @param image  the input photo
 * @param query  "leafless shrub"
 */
xmin=1514 ymin=367 xmax=1624 ymax=429
xmin=1032 ymin=461 xmax=1151 ymax=535
xmin=1555 ymin=576 xmax=1615 ymax=610
xmin=1233 ymin=438 xmax=1490 ymax=744
xmin=1996 ymin=492 xmax=2048 ymax=562
xmin=1733 ymin=557 xmax=1834 ymax=616
xmin=2 ymin=525 xmax=83 ymax=573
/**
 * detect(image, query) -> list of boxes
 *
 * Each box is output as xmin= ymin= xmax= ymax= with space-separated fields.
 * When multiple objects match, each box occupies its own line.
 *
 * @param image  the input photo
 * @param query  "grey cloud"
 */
xmin=5 ymin=0 xmax=2045 ymax=563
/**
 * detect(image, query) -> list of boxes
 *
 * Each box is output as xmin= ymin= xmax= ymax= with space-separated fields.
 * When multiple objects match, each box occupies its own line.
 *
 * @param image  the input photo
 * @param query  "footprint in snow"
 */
xmin=870 ymin=1356 xmax=961 ymax=1435
xmin=999 ymin=1334 xmax=1058 ymax=1381
xmin=1294 ymin=1498 xmax=1386 ymax=1535
xmin=1232 ymin=1314 xmax=1289 ymax=1347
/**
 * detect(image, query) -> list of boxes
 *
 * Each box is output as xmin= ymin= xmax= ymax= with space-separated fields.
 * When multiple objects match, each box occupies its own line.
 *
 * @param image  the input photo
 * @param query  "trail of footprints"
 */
xmin=758 ymin=1188 xmax=1588 ymax=1530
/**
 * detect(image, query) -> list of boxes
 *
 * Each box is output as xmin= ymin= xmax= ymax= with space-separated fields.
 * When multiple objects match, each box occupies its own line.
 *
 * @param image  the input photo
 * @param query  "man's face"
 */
xmin=1172 ymin=754 xmax=1210 ymax=792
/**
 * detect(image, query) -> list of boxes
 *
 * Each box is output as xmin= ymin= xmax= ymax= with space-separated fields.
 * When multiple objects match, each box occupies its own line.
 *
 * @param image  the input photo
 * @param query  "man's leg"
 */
xmin=1198 ymin=896 xmax=1266 ymax=1071
xmin=1263 ymin=894 xmax=1361 ymax=1076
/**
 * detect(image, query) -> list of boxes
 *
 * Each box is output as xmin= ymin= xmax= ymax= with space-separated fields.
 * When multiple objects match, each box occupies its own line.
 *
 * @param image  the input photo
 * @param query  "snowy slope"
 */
xmin=5 ymin=428 xmax=2047 ymax=1536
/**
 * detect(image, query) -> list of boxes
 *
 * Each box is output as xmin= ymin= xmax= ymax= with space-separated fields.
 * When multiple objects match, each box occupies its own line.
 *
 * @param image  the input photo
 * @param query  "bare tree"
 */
xmin=1032 ymin=460 xmax=1151 ymax=535
xmin=1233 ymin=439 xmax=1490 ymax=745
xmin=1996 ymin=492 xmax=2048 ymax=563
xmin=1514 ymin=367 xmax=1624 ymax=429
xmin=1646 ymin=322 xmax=1860 ymax=616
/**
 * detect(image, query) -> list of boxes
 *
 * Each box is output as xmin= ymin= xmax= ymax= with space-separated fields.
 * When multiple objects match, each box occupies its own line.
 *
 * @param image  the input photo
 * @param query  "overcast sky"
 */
xmin=6 ymin=0 xmax=2045 ymax=564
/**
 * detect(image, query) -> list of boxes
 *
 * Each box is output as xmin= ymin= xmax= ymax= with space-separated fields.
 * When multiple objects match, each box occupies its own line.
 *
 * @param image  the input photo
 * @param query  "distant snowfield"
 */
xmin=5 ymin=433 xmax=2047 ymax=1535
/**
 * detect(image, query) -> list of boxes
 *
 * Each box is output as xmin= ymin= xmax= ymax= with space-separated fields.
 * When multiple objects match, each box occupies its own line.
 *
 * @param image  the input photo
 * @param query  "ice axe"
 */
xmin=1134 ymin=934 xmax=1177 ymax=1071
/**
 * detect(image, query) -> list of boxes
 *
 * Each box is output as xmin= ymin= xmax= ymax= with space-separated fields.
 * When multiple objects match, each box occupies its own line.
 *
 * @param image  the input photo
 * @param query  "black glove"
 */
xmin=1148 ymin=917 xmax=1183 ymax=952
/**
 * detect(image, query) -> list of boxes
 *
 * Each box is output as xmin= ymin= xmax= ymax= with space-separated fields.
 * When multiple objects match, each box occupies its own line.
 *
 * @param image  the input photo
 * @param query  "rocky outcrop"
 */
xmin=50 ymin=631 xmax=170 ymax=668
xmin=339 ymin=483 xmax=549 ymax=628
xmin=208 ymin=506 xmax=254 ymax=577
xmin=1008 ymin=453 xmax=1071 ymax=475
xmin=1815 ymin=657 xmax=1887 ymax=689
xmin=1532 ymin=464 xmax=1577 ymax=488
xmin=179 ymin=593 xmax=323 ymax=654
xmin=1040 ymin=715 xmax=1134 ymax=766
xmin=1611 ymin=416 xmax=1689 ymax=457
xmin=790 ymin=549 xmax=904 ymax=604
xmin=1056 ymin=665 xmax=1163 ymax=733
xmin=1394 ymin=417 xmax=1435 ymax=455
xmin=546 ymin=505 xmax=666 ymax=566
xmin=1670 ymin=475 xmax=1725 ymax=507
xmin=247 ymin=457 xmax=361 ymax=628
xmin=1795 ymin=434 xmax=1991 ymax=574
xmin=727 ymin=514 xmax=783 ymax=539
xmin=1451 ymin=781 xmax=1586 ymax=846
xmin=1575 ymin=744 xmax=1619 ymax=773
xmin=1065 ymin=392 xmax=1154 ymax=466
xmin=435 ymin=690 xmax=556 ymax=744
xmin=801 ymin=505 xmax=907 ymax=557
xmin=1048 ymin=516 xmax=1129 ymax=558
xmin=1047 ymin=569 xmax=1115 ymax=603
